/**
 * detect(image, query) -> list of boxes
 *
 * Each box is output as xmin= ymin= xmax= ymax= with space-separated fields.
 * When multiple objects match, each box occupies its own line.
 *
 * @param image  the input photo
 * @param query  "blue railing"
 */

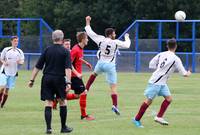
xmin=0 ymin=18 xmax=53 ymax=52
xmin=24 ymin=51 xmax=98 ymax=70
xmin=118 ymin=20 xmax=199 ymax=72
xmin=1 ymin=19 xmax=199 ymax=72
xmin=24 ymin=51 xmax=200 ymax=72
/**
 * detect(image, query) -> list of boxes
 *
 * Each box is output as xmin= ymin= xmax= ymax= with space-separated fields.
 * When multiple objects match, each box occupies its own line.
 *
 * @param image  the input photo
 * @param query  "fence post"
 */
xmin=39 ymin=19 xmax=43 ymax=53
xmin=93 ymin=51 xmax=95 ymax=67
xmin=158 ymin=22 xmax=162 ymax=52
xmin=26 ymin=55 xmax=31 ymax=70
xmin=135 ymin=22 xmax=139 ymax=72
xmin=0 ymin=21 xmax=2 ymax=36
xmin=17 ymin=20 xmax=21 ymax=48
xmin=185 ymin=53 xmax=189 ymax=70
xmin=192 ymin=22 xmax=196 ymax=72
xmin=176 ymin=22 xmax=179 ymax=39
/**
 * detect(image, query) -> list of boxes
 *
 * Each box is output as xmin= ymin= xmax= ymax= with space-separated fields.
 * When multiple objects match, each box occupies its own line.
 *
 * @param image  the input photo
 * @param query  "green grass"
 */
xmin=0 ymin=71 xmax=200 ymax=135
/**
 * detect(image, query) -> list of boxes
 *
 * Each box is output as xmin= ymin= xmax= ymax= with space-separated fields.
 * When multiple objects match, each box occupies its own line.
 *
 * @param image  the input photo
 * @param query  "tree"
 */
xmin=1 ymin=0 xmax=200 ymax=51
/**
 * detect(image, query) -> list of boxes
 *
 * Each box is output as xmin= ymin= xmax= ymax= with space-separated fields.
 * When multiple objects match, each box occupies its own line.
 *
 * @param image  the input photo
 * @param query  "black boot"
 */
xmin=61 ymin=126 xmax=73 ymax=133
xmin=46 ymin=128 xmax=52 ymax=134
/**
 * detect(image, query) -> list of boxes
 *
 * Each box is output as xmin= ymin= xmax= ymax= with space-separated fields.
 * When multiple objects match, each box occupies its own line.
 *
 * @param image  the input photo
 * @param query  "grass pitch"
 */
xmin=0 ymin=71 xmax=199 ymax=135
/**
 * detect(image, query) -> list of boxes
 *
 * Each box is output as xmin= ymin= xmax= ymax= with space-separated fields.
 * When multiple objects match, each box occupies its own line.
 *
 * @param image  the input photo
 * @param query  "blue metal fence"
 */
xmin=23 ymin=51 xmax=200 ymax=72
xmin=0 ymin=19 xmax=199 ymax=72
xmin=0 ymin=18 xmax=53 ymax=52
xmin=118 ymin=20 xmax=200 ymax=72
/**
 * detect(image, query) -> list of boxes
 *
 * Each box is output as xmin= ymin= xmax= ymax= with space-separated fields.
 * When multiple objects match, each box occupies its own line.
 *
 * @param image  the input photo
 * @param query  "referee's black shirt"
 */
xmin=35 ymin=44 xmax=71 ymax=76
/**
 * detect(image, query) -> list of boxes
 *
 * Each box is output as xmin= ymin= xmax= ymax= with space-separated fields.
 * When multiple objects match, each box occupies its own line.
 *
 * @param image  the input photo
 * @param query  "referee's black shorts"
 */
xmin=71 ymin=77 xmax=85 ymax=95
xmin=41 ymin=74 xmax=66 ymax=101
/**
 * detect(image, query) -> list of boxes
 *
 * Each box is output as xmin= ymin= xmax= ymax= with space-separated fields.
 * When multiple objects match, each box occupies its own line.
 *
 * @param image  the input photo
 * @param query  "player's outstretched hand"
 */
xmin=86 ymin=16 xmax=91 ymax=25
xmin=184 ymin=70 xmax=191 ymax=77
xmin=86 ymin=16 xmax=91 ymax=21
xmin=187 ymin=70 xmax=191 ymax=76
xmin=124 ymin=33 xmax=129 ymax=39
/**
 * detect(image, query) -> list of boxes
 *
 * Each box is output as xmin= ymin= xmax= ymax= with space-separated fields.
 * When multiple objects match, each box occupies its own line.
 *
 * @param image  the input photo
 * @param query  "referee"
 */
xmin=28 ymin=30 xmax=73 ymax=134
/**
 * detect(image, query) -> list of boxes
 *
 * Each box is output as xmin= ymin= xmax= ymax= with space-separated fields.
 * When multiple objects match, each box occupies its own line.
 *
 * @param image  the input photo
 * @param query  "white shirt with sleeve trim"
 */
xmin=85 ymin=25 xmax=131 ymax=63
xmin=148 ymin=51 xmax=187 ymax=85
xmin=0 ymin=47 xmax=24 ymax=76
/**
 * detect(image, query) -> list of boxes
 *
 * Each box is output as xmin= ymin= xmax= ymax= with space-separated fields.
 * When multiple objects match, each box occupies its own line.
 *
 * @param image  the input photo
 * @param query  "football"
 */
xmin=175 ymin=10 xmax=186 ymax=21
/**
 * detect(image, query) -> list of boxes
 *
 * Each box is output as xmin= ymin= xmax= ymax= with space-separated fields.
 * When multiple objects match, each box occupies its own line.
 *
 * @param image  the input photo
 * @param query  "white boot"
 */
xmin=154 ymin=116 xmax=169 ymax=125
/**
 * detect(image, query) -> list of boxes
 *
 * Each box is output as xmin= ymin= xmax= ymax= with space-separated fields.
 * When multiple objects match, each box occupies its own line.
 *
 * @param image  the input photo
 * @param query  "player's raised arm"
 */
xmin=114 ymin=33 xmax=131 ymax=49
xmin=85 ymin=16 xmax=105 ymax=45
xmin=149 ymin=54 xmax=160 ymax=69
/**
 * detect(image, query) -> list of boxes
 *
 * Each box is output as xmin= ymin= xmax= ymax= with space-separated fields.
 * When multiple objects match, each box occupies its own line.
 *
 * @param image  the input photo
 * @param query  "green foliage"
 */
xmin=0 ymin=39 xmax=10 ymax=51
xmin=1 ymin=0 xmax=200 ymax=51
xmin=0 ymin=0 xmax=20 ymax=18
xmin=0 ymin=0 xmax=20 ymax=49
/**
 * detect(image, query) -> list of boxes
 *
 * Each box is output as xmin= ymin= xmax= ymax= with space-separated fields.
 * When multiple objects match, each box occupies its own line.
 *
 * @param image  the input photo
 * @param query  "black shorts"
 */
xmin=71 ymin=77 xmax=85 ymax=95
xmin=41 ymin=74 xmax=66 ymax=101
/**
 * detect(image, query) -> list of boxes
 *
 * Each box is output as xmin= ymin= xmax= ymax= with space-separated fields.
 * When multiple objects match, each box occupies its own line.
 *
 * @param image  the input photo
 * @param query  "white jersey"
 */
xmin=0 ymin=47 xmax=24 ymax=76
xmin=85 ymin=25 xmax=131 ymax=63
xmin=148 ymin=51 xmax=187 ymax=85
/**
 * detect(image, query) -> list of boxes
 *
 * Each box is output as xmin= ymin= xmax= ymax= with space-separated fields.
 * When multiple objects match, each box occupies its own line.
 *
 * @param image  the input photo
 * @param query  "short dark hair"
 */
xmin=105 ymin=28 xmax=115 ymax=37
xmin=11 ymin=36 xmax=18 ymax=41
xmin=167 ymin=38 xmax=177 ymax=49
xmin=64 ymin=39 xmax=71 ymax=42
xmin=76 ymin=32 xmax=87 ymax=43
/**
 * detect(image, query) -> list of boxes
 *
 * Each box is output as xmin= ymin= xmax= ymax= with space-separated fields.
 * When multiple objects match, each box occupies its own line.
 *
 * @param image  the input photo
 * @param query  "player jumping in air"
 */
xmin=132 ymin=38 xmax=191 ymax=128
xmin=85 ymin=16 xmax=131 ymax=115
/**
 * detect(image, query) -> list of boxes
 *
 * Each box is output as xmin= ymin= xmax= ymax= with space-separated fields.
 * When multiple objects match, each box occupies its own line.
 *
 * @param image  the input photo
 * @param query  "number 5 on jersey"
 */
xmin=105 ymin=45 xmax=111 ymax=55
